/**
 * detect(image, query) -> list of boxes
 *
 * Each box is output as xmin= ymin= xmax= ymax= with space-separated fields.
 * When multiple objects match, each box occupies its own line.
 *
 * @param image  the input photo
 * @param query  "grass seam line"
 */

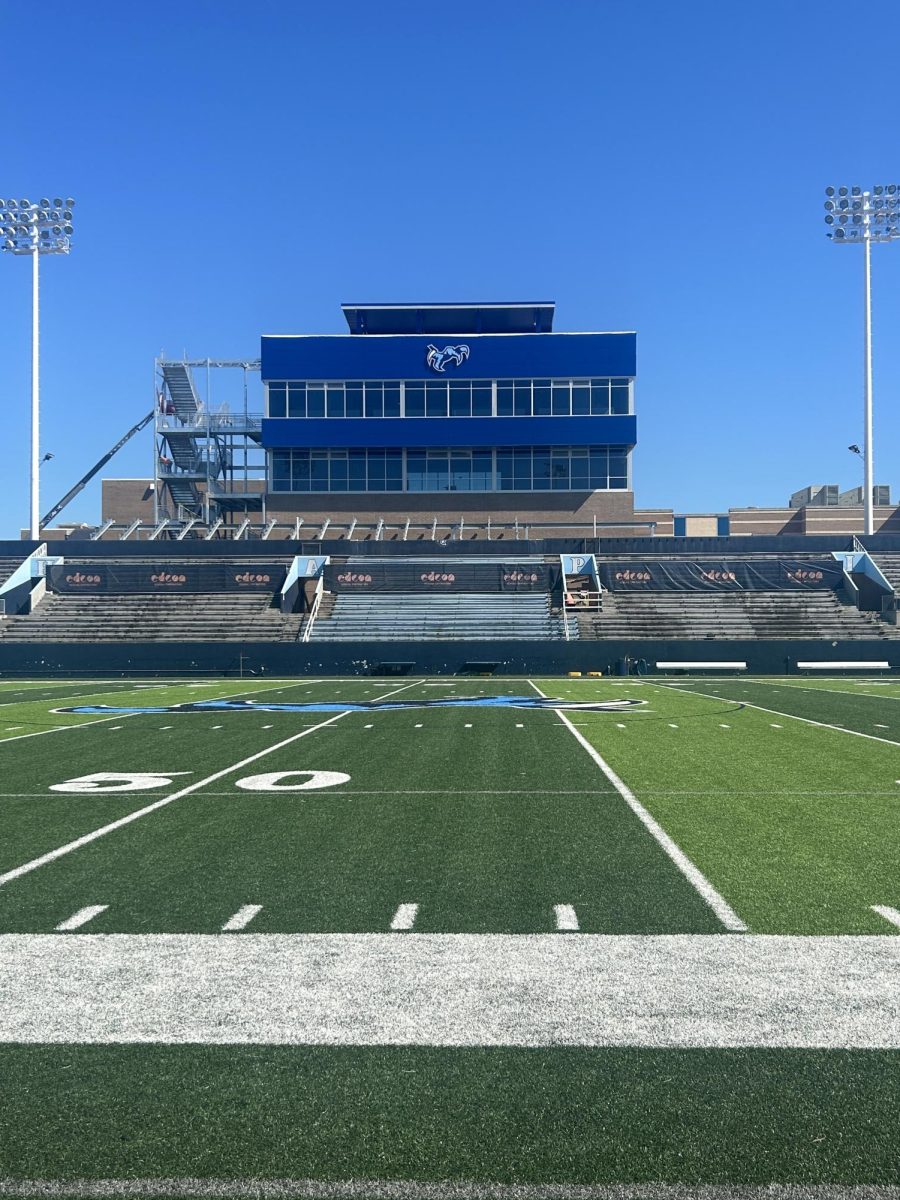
xmin=0 ymin=711 xmax=351 ymax=889
xmin=650 ymin=681 xmax=900 ymax=747
xmin=528 ymin=680 xmax=748 ymax=933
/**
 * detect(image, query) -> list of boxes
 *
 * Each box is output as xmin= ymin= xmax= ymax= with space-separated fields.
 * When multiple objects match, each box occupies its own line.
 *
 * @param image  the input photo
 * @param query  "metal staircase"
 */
xmin=157 ymin=360 xmax=264 ymax=522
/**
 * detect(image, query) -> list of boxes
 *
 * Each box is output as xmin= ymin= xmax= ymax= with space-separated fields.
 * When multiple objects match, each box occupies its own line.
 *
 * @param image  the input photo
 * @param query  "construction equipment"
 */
xmin=40 ymin=410 xmax=154 ymax=529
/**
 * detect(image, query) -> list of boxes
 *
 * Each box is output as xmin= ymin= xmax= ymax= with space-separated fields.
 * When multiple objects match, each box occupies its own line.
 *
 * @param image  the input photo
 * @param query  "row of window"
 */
xmin=269 ymin=446 xmax=630 ymax=493
xmin=266 ymin=378 xmax=631 ymax=420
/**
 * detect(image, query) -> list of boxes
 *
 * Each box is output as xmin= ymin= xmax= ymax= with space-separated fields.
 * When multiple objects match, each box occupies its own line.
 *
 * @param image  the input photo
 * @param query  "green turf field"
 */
xmin=0 ymin=673 xmax=898 ymax=1198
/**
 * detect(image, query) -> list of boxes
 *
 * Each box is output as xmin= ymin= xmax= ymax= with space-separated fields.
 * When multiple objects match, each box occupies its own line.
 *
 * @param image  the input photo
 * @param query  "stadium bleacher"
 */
xmin=310 ymin=592 xmax=572 ymax=641
xmin=576 ymin=590 xmax=894 ymax=640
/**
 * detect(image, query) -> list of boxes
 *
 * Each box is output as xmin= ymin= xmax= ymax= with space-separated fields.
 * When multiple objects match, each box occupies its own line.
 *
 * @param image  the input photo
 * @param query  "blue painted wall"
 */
xmin=261 ymin=332 xmax=636 ymax=381
xmin=261 ymin=415 xmax=637 ymax=450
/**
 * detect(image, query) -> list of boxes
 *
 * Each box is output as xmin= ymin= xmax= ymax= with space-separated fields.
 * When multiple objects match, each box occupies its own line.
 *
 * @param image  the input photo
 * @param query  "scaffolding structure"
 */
xmin=154 ymin=358 xmax=266 ymax=525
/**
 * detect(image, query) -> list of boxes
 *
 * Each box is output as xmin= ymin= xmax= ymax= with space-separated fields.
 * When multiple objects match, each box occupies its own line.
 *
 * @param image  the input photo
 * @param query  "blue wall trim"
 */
xmin=261 ymin=415 xmax=637 ymax=450
xmin=261 ymin=332 xmax=636 ymax=381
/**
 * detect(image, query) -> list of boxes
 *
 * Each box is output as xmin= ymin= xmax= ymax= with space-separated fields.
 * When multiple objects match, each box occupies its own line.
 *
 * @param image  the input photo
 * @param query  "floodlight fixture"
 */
xmin=824 ymin=184 xmax=900 ymax=536
xmin=0 ymin=195 xmax=75 ymax=539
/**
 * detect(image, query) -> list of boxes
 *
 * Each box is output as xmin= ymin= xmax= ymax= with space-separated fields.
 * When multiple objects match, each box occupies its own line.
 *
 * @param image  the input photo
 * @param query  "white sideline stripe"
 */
xmin=390 ymin=903 xmax=419 ymax=931
xmin=554 ymin=904 xmax=579 ymax=931
xmin=872 ymin=905 xmax=900 ymax=930
xmin=54 ymin=905 xmax=108 ymax=931
xmin=0 ymin=712 xmax=351 ymax=889
xmin=222 ymin=905 xmax=262 ymax=932
xmin=3 ymin=1185 xmax=900 ymax=1200
xmin=5 ymin=1184 xmax=900 ymax=1200
xmin=654 ymin=681 xmax=900 ymax=747
xmin=528 ymin=681 xmax=747 ymax=933
xmin=2 ymin=933 xmax=900 ymax=1047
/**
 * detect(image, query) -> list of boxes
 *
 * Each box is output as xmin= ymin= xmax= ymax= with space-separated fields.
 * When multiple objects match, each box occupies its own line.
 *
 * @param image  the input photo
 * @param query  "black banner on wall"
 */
xmin=597 ymin=559 xmax=843 ymax=592
xmin=49 ymin=564 xmax=287 ymax=594
xmin=325 ymin=563 xmax=557 ymax=593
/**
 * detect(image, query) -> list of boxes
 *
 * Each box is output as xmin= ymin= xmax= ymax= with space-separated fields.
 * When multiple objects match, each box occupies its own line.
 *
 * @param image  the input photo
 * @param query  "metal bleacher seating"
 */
xmin=0 ymin=591 xmax=302 ymax=643
xmin=309 ymin=592 xmax=571 ymax=641
xmin=576 ymin=589 xmax=895 ymax=640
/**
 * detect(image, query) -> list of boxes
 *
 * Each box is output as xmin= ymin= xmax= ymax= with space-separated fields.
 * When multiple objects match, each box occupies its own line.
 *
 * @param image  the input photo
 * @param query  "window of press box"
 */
xmin=268 ymin=378 xmax=631 ymax=418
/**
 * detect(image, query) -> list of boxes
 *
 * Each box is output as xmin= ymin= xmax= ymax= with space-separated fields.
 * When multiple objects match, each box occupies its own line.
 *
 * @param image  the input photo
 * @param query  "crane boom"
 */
xmin=41 ymin=410 xmax=155 ymax=529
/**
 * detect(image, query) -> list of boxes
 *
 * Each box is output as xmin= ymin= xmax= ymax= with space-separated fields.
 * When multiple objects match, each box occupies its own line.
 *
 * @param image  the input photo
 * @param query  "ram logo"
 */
xmin=426 ymin=343 xmax=470 ymax=373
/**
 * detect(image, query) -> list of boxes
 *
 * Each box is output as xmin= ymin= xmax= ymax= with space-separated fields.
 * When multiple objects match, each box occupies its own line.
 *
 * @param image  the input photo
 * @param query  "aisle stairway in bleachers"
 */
xmin=0 ymin=592 xmax=302 ymax=643
xmin=576 ymin=590 xmax=894 ymax=640
xmin=310 ymin=593 xmax=572 ymax=641
xmin=0 ymin=556 xmax=27 ymax=588
xmin=869 ymin=552 xmax=900 ymax=592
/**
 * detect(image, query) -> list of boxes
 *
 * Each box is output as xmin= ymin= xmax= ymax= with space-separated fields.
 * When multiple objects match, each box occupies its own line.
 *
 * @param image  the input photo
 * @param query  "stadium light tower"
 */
xmin=0 ymin=196 xmax=75 ymax=540
xmin=824 ymin=184 xmax=900 ymax=536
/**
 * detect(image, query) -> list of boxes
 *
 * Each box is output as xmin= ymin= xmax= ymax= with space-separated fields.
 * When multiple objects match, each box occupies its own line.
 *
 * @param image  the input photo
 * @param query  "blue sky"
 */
xmin=2 ymin=0 xmax=900 ymax=534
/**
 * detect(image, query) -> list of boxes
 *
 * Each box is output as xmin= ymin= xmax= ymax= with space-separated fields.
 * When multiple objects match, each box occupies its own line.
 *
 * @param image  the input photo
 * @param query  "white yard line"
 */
xmin=650 ymin=680 xmax=900 ymax=747
xmin=743 ymin=678 xmax=900 ymax=703
xmin=222 ymin=905 xmax=263 ymax=932
xmin=2 ymin=932 xmax=900 ymax=1047
xmin=390 ymin=903 xmax=419 ymax=931
xmin=529 ymin=681 xmax=747 ymax=933
xmin=54 ymin=905 xmax=108 ymax=931
xmin=872 ymin=905 xmax=900 ymax=930
xmin=0 ymin=711 xmax=351 ymax=889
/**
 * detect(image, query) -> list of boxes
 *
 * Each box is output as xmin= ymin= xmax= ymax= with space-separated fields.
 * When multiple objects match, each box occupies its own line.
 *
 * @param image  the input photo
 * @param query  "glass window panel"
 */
xmin=514 ymin=381 xmax=532 ymax=416
xmin=344 ymin=383 xmax=363 ymax=418
xmin=288 ymin=384 xmax=306 ymax=418
xmin=570 ymin=461 xmax=590 ymax=489
xmin=364 ymin=383 xmax=383 ymax=418
xmin=533 ymin=382 xmax=551 ymax=416
xmin=572 ymin=384 xmax=590 ymax=415
xmin=609 ymin=476 xmax=628 ymax=489
xmin=449 ymin=381 xmax=471 ymax=417
xmin=326 ymin=384 xmax=344 ymax=418
xmin=405 ymin=383 xmax=425 ymax=417
xmin=329 ymin=461 xmax=348 ymax=489
xmin=426 ymin=381 xmax=448 ymax=417
xmin=268 ymin=384 xmax=287 ymax=418
xmin=472 ymin=384 xmax=492 ymax=416
xmin=497 ymin=382 xmax=514 ymax=416
xmin=591 ymin=380 xmax=610 ymax=415
xmin=306 ymin=387 xmax=325 ymax=418
xmin=611 ymin=383 xmax=630 ymax=414
xmin=532 ymin=450 xmax=551 ymax=490
xmin=384 ymin=384 xmax=401 ymax=417
xmin=551 ymin=383 xmax=570 ymax=415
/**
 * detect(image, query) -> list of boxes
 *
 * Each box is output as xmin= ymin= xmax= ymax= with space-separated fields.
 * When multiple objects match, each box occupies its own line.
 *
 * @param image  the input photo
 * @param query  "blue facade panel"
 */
xmin=261 ymin=332 xmax=636 ymax=382
xmin=261 ymin=415 xmax=637 ymax=450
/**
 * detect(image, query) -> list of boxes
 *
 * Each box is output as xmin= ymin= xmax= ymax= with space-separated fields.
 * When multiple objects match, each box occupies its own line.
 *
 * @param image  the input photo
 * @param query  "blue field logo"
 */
xmin=426 ymin=344 xmax=470 ymax=373
xmin=57 ymin=695 xmax=647 ymax=716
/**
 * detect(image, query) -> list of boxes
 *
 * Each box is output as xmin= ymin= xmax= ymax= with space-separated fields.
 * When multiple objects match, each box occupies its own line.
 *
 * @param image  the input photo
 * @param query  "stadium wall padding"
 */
xmin=0 ymin=640 xmax=897 ymax=676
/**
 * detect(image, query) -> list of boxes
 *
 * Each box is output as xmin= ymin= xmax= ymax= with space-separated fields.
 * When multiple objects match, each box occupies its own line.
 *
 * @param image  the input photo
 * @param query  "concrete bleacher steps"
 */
xmin=0 ymin=593 xmax=303 ymax=644
xmin=0 ymin=557 xmax=26 ymax=588
xmin=870 ymin=553 xmax=900 ymax=591
xmin=310 ymin=593 xmax=573 ymax=641
xmin=576 ymin=591 xmax=893 ymax=640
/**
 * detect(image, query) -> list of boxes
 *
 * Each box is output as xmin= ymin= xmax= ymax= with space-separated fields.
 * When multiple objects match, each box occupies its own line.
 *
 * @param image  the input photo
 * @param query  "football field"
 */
xmin=0 ymin=673 xmax=899 ymax=1197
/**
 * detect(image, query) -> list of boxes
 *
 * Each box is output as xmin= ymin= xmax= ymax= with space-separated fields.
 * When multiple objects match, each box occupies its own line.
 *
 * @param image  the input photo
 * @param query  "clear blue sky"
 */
xmin=2 ymin=0 xmax=899 ymax=534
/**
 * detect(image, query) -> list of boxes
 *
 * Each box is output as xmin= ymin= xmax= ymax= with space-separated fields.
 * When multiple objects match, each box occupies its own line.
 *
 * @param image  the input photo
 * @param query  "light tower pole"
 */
xmin=0 ymin=197 xmax=75 ymax=540
xmin=824 ymin=184 xmax=899 ymax=536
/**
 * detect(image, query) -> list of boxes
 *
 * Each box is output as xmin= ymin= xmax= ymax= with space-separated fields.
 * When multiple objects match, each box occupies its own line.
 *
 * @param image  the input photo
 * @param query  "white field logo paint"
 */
xmin=50 ymin=770 xmax=350 ymax=794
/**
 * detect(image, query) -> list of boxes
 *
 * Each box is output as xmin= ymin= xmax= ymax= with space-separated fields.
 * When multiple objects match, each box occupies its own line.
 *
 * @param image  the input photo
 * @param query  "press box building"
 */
xmin=103 ymin=301 xmax=641 ymax=537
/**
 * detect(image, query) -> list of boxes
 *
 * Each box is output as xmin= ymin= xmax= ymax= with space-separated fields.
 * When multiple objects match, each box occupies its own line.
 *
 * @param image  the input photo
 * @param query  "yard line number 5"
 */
xmin=49 ymin=770 xmax=351 ymax=794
